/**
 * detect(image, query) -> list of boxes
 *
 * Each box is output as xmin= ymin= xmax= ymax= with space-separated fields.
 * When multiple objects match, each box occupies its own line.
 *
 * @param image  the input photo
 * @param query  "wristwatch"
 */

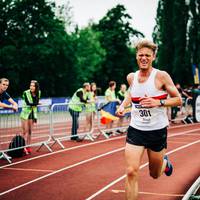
xmin=160 ymin=99 xmax=165 ymax=106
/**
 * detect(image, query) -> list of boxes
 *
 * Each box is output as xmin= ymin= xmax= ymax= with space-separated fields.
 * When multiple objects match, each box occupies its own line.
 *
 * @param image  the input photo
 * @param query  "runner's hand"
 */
xmin=139 ymin=95 xmax=160 ymax=108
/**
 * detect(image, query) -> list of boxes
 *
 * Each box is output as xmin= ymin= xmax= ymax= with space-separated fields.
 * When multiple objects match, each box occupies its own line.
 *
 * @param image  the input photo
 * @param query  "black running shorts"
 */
xmin=126 ymin=126 xmax=167 ymax=152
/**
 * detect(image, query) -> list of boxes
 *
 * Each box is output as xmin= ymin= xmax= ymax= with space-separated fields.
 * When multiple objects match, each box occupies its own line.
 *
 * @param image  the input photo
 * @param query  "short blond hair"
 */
xmin=0 ymin=78 xmax=9 ymax=83
xmin=135 ymin=40 xmax=157 ymax=54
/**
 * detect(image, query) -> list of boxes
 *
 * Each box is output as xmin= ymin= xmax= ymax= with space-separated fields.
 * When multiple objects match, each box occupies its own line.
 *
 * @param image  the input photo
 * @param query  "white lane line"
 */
xmin=169 ymin=123 xmax=200 ymax=130
xmin=0 ymin=125 xmax=199 ymax=169
xmin=0 ymin=147 xmax=124 ymax=196
xmin=111 ymin=190 xmax=184 ymax=197
xmin=85 ymin=139 xmax=200 ymax=200
xmin=167 ymin=141 xmax=189 ymax=144
xmin=0 ymin=136 xmax=126 ymax=169
xmin=0 ymin=128 xmax=199 ymax=196
xmin=2 ymin=167 xmax=53 ymax=173
xmin=179 ymin=133 xmax=200 ymax=137
xmin=1 ymin=126 xmax=199 ymax=170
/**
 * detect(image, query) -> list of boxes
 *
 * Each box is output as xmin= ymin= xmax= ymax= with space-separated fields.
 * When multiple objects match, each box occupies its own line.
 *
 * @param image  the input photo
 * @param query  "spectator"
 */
xmin=104 ymin=81 xmax=119 ymax=135
xmin=0 ymin=78 xmax=18 ymax=160
xmin=116 ymin=84 xmax=128 ymax=133
xmin=0 ymin=78 xmax=18 ymax=111
xmin=68 ymin=83 xmax=90 ymax=142
xmin=171 ymin=83 xmax=192 ymax=120
xmin=20 ymin=80 xmax=41 ymax=154
xmin=85 ymin=82 xmax=97 ymax=132
xmin=176 ymin=83 xmax=192 ymax=101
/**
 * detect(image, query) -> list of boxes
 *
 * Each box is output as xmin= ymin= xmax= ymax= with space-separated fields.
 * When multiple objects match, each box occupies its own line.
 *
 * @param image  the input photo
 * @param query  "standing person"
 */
xmin=20 ymin=80 xmax=41 ymax=154
xmin=171 ymin=83 xmax=192 ymax=120
xmin=85 ymin=82 xmax=97 ymax=132
xmin=0 ymin=78 xmax=18 ymax=111
xmin=68 ymin=83 xmax=91 ymax=142
xmin=116 ymin=40 xmax=182 ymax=200
xmin=104 ymin=81 xmax=119 ymax=135
xmin=0 ymin=78 xmax=18 ymax=160
xmin=116 ymin=84 xmax=128 ymax=133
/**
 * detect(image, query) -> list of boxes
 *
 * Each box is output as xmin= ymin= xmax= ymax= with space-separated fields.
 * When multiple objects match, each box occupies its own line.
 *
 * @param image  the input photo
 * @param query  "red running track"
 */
xmin=0 ymin=123 xmax=199 ymax=200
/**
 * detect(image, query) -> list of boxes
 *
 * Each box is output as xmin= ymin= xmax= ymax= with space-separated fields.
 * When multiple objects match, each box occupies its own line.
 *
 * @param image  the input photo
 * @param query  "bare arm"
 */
xmin=140 ymin=71 xmax=182 ymax=108
xmin=161 ymin=71 xmax=182 ymax=107
xmin=0 ymin=102 xmax=13 ymax=109
xmin=8 ymin=98 xmax=18 ymax=111
xmin=116 ymin=73 xmax=133 ymax=115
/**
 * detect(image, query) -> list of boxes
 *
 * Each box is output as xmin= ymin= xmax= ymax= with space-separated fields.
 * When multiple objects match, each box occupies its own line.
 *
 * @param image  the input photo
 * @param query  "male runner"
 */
xmin=116 ymin=40 xmax=182 ymax=200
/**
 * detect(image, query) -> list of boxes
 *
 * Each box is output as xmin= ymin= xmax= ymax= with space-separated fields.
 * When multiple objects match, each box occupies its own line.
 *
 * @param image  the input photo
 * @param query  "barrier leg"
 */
xmin=37 ymin=142 xmax=52 ymax=152
xmin=1 ymin=152 xmax=12 ymax=164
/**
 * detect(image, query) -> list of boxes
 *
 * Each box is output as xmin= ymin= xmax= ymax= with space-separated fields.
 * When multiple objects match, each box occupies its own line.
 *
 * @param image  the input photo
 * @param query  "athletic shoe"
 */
xmin=164 ymin=155 xmax=173 ymax=176
xmin=75 ymin=138 xmax=83 ymax=142
xmin=71 ymin=137 xmax=83 ymax=142
xmin=23 ymin=147 xmax=29 ymax=155
xmin=116 ymin=130 xmax=123 ymax=134
xmin=105 ymin=132 xmax=112 ymax=136
xmin=27 ymin=147 xmax=32 ymax=154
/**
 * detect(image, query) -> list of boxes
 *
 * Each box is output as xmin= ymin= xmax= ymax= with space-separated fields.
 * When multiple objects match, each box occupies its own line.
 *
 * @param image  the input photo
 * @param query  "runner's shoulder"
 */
xmin=156 ymin=69 xmax=171 ymax=81
xmin=127 ymin=72 xmax=134 ymax=86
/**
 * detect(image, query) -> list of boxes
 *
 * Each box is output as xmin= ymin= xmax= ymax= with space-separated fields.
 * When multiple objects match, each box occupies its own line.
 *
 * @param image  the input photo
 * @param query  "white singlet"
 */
xmin=130 ymin=68 xmax=169 ymax=130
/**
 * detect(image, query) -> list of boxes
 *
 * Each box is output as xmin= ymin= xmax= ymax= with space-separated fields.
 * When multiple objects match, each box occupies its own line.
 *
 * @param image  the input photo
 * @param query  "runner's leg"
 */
xmin=125 ymin=143 xmax=145 ymax=200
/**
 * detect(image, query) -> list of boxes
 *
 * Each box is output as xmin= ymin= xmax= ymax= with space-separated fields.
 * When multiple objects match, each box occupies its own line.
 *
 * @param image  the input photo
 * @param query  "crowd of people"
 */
xmin=0 ymin=77 xmax=129 ymax=149
xmin=68 ymin=80 xmax=129 ymax=141
xmin=0 ymin=78 xmax=41 ymax=158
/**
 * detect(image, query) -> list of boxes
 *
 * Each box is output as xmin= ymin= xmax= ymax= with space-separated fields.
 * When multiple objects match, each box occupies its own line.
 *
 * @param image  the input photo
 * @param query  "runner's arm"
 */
xmin=161 ymin=71 xmax=182 ymax=107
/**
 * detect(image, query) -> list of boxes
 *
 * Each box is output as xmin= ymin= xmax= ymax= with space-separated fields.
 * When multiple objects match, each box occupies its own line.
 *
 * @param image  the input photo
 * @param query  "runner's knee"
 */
xmin=126 ymin=166 xmax=139 ymax=177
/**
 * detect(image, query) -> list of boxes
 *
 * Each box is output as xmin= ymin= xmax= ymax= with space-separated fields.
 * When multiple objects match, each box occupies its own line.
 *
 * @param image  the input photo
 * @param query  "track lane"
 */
xmin=0 ymin=123 xmax=199 ymax=198
xmin=87 ymin=133 xmax=200 ymax=200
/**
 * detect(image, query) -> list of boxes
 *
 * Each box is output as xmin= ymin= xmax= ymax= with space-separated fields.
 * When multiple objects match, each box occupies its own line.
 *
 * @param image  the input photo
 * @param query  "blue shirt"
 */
xmin=0 ymin=91 xmax=11 ymax=102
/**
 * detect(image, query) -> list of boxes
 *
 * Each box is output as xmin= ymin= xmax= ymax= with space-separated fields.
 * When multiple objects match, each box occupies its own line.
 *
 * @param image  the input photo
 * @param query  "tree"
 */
xmin=71 ymin=26 xmax=106 ymax=86
xmin=0 ymin=0 xmax=76 ymax=97
xmin=172 ymin=0 xmax=189 ymax=84
xmin=153 ymin=0 xmax=174 ymax=75
xmin=153 ymin=0 xmax=192 ymax=86
xmin=187 ymin=0 xmax=200 ymax=69
xmin=92 ymin=4 xmax=144 ymax=91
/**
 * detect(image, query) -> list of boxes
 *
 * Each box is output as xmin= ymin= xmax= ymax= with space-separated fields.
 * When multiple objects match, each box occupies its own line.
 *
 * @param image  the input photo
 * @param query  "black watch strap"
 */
xmin=160 ymin=99 xmax=165 ymax=106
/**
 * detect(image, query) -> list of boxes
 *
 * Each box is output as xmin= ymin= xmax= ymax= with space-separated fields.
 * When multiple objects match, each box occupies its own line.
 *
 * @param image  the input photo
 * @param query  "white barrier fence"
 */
xmin=50 ymin=103 xmax=94 ymax=149
xmin=0 ymin=97 xmax=197 ymax=164
xmin=0 ymin=105 xmax=52 ymax=163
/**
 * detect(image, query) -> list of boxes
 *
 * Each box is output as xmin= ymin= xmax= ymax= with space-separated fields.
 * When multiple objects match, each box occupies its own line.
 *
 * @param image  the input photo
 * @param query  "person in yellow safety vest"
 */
xmin=20 ymin=80 xmax=41 ymax=154
xmin=116 ymin=84 xmax=128 ymax=134
xmin=104 ymin=81 xmax=120 ymax=136
xmin=68 ymin=83 xmax=91 ymax=142
xmin=85 ymin=82 xmax=97 ymax=132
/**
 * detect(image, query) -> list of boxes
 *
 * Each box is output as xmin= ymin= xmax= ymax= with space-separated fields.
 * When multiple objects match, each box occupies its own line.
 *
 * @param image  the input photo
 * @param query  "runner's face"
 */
xmin=0 ymin=81 xmax=9 ymax=92
xmin=30 ymin=82 xmax=36 ymax=93
xmin=136 ymin=47 xmax=155 ymax=70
